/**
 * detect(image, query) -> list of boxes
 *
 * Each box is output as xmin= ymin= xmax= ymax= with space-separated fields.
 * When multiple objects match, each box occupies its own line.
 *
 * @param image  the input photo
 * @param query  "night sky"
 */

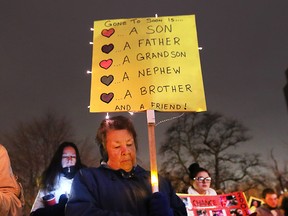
xmin=1 ymin=1 xmax=288 ymax=167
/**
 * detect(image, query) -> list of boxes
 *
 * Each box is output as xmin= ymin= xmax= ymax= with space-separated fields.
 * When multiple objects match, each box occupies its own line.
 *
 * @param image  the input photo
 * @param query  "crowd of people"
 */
xmin=1 ymin=115 xmax=288 ymax=216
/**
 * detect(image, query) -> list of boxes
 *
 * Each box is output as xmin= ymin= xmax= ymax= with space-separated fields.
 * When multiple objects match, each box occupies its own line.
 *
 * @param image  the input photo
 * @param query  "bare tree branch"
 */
xmin=159 ymin=112 xmax=266 ymax=193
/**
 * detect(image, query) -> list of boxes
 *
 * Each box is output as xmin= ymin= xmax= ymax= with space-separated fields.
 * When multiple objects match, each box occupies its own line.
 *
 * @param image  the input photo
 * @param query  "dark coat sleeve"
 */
xmin=65 ymin=168 xmax=133 ymax=216
xmin=158 ymin=176 xmax=187 ymax=216
xmin=66 ymin=167 xmax=187 ymax=216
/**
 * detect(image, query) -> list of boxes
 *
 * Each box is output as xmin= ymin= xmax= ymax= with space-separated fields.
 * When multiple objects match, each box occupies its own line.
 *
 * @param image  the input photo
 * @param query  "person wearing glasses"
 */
xmin=187 ymin=163 xmax=217 ymax=195
xmin=30 ymin=142 xmax=85 ymax=216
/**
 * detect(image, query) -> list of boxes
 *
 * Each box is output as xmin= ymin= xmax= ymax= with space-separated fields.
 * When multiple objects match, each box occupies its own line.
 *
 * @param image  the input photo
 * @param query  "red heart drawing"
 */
xmin=101 ymin=75 xmax=114 ymax=86
xmin=101 ymin=44 xmax=114 ymax=54
xmin=101 ymin=28 xmax=115 ymax=38
xmin=100 ymin=92 xmax=114 ymax=103
xmin=99 ymin=59 xmax=113 ymax=69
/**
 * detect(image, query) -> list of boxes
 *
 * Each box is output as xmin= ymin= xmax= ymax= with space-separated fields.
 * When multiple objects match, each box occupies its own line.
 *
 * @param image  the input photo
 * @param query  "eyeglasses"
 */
xmin=193 ymin=177 xmax=212 ymax=182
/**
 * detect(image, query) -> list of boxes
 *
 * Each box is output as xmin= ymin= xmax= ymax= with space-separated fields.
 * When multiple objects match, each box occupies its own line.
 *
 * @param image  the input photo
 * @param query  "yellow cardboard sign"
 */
xmin=90 ymin=15 xmax=206 ymax=112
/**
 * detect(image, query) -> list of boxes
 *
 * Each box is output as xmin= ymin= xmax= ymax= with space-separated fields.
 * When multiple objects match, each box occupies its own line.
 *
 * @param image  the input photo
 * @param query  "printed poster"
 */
xmin=247 ymin=196 xmax=263 ymax=213
xmin=177 ymin=192 xmax=250 ymax=216
xmin=90 ymin=15 xmax=206 ymax=112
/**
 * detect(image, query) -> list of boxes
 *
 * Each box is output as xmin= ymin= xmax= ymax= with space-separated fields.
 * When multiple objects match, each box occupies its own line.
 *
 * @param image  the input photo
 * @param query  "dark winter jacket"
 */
xmin=66 ymin=165 xmax=187 ymax=216
xmin=256 ymin=204 xmax=284 ymax=216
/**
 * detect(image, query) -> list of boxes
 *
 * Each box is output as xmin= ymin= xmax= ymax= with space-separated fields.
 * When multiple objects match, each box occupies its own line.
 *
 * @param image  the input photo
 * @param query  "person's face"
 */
xmin=252 ymin=200 xmax=259 ymax=207
xmin=191 ymin=171 xmax=212 ymax=194
xmin=265 ymin=193 xmax=278 ymax=208
xmin=61 ymin=146 xmax=77 ymax=168
xmin=106 ymin=129 xmax=136 ymax=172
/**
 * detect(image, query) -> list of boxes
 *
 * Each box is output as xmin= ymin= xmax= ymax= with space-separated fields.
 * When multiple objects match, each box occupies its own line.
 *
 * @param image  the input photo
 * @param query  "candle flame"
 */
xmin=151 ymin=171 xmax=159 ymax=186
xmin=151 ymin=171 xmax=159 ymax=192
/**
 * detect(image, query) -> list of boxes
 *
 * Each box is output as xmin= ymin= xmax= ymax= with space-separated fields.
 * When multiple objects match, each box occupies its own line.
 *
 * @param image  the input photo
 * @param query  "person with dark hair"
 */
xmin=0 ymin=144 xmax=23 ymax=216
xmin=30 ymin=142 xmax=85 ymax=216
xmin=256 ymin=188 xmax=284 ymax=216
xmin=187 ymin=163 xmax=217 ymax=195
xmin=250 ymin=199 xmax=261 ymax=213
xmin=66 ymin=115 xmax=187 ymax=216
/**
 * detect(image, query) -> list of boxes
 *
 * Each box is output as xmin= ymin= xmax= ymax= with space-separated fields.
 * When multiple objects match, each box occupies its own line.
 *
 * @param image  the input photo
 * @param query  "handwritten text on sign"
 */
xmin=90 ymin=15 xmax=206 ymax=112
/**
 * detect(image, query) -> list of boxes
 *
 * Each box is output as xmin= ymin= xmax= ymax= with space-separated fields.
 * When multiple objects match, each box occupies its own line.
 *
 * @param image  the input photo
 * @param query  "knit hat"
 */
xmin=188 ymin=163 xmax=209 ymax=179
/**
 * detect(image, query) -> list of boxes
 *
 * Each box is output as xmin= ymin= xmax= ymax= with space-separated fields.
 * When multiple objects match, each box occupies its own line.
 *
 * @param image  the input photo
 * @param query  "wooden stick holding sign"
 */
xmin=147 ymin=110 xmax=159 ymax=192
